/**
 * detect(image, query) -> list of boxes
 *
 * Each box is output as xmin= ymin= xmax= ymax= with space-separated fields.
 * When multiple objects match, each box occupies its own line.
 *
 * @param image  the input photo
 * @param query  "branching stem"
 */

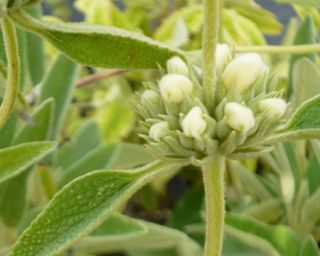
xmin=0 ymin=16 xmax=20 ymax=129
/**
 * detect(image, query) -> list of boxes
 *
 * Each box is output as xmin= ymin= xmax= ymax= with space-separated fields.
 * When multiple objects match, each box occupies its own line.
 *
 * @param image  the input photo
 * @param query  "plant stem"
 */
xmin=202 ymin=155 xmax=225 ymax=256
xmin=219 ymin=0 xmax=224 ymax=42
xmin=0 ymin=16 xmax=20 ymax=129
xmin=202 ymin=0 xmax=220 ymax=108
xmin=236 ymin=44 xmax=320 ymax=54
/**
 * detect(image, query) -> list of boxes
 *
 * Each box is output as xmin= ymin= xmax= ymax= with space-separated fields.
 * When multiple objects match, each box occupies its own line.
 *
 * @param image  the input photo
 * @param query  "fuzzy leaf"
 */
xmin=10 ymin=10 xmax=184 ymax=69
xmin=267 ymin=94 xmax=320 ymax=142
xmin=0 ymin=141 xmax=56 ymax=183
xmin=288 ymin=16 xmax=315 ymax=99
xmin=73 ymin=213 xmax=202 ymax=256
xmin=38 ymin=54 xmax=79 ymax=139
xmin=9 ymin=160 xmax=185 ymax=256
xmin=226 ymin=214 xmax=300 ymax=256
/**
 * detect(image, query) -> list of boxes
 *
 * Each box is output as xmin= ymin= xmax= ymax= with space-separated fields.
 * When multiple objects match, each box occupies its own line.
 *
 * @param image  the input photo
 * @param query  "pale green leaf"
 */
xmin=226 ymin=214 xmax=300 ymax=256
xmin=292 ymin=58 xmax=320 ymax=108
xmin=9 ymin=160 xmax=186 ymax=256
xmin=73 ymin=213 xmax=202 ymax=256
xmin=10 ymin=10 xmax=184 ymax=69
xmin=0 ymin=141 xmax=56 ymax=183
xmin=267 ymin=94 xmax=320 ymax=142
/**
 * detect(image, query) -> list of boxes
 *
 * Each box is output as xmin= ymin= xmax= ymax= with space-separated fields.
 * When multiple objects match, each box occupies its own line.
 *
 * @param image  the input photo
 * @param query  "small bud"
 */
xmin=259 ymin=98 xmax=287 ymax=118
xmin=222 ymin=53 xmax=268 ymax=92
xmin=182 ymin=107 xmax=207 ymax=138
xmin=225 ymin=102 xmax=255 ymax=134
xmin=159 ymin=74 xmax=193 ymax=103
xmin=167 ymin=56 xmax=189 ymax=76
xmin=149 ymin=121 xmax=169 ymax=142
xmin=141 ymin=90 xmax=159 ymax=104
xmin=216 ymin=44 xmax=232 ymax=72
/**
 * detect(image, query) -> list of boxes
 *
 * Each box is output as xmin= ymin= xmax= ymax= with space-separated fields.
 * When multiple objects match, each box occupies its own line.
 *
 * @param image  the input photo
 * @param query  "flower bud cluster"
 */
xmin=136 ymin=47 xmax=287 ymax=160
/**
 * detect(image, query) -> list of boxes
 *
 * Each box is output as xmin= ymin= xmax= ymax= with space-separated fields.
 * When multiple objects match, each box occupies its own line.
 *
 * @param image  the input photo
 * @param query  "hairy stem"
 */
xmin=0 ymin=17 xmax=20 ymax=129
xmin=202 ymin=0 xmax=220 ymax=108
xmin=202 ymin=155 xmax=225 ymax=256
xmin=236 ymin=44 xmax=320 ymax=54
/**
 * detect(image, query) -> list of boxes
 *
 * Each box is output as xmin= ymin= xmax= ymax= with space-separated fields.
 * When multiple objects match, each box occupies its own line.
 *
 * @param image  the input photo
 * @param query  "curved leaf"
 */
xmin=9 ymin=160 xmax=186 ymax=256
xmin=0 ymin=141 xmax=56 ymax=183
xmin=226 ymin=214 xmax=300 ymax=256
xmin=266 ymin=94 xmax=320 ymax=143
xmin=9 ymin=10 xmax=184 ymax=69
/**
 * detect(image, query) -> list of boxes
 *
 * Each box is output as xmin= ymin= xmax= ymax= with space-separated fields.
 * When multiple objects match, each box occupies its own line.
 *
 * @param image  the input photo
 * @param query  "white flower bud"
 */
xmin=149 ymin=121 xmax=169 ymax=142
xmin=167 ymin=56 xmax=189 ymax=76
xmin=159 ymin=74 xmax=193 ymax=103
xmin=216 ymin=44 xmax=232 ymax=72
xmin=141 ymin=90 xmax=159 ymax=104
xmin=222 ymin=53 xmax=268 ymax=92
xmin=182 ymin=107 xmax=207 ymax=138
xmin=225 ymin=102 xmax=255 ymax=134
xmin=259 ymin=98 xmax=287 ymax=118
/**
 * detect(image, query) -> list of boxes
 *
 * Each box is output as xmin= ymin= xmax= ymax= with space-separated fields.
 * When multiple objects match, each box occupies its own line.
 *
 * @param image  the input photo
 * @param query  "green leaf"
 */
xmin=0 ymin=171 xmax=29 ymax=226
xmin=107 ymin=143 xmax=154 ymax=169
xmin=292 ymin=58 xmax=320 ymax=108
xmin=13 ymin=99 xmax=54 ymax=144
xmin=276 ymin=0 xmax=320 ymax=8
xmin=0 ymin=100 xmax=55 ymax=227
xmin=53 ymin=121 xmax=103 ymax=169
xmin=300 ymin=236 xmax=320 ymax=256
xmin=10 ymin=160 xmax=186 ymax=256
xmin=225 ymin=214 xmax=300 ymax=256
xmin=38 ymin=54 xmax=79 ymax=139
xmin=0 ymin=141 xmax=56 ymax=183
xmin=57 ymin=144 xmax=117 ymax=187
xmin=72 ymin=213 xmax=202 ymax=256
xmin=268 ymin=94 xmax=320 ymax=142
xmin=305 ymin=153 xmax=320 ymax=194
xmin=302 ymin=188 xmax=320 ymax=235
xmin=0 ymin=112 xmax=17 ymax=149
xmin=167 ymin=186 xmax=203 ymax=231
xmin=25 ymin=5 xmax=45 ymax=85
xmin=288 ymin=16 xmax=315 ymax=99
xmin=10 ymin=10 xmax=184 ymax=69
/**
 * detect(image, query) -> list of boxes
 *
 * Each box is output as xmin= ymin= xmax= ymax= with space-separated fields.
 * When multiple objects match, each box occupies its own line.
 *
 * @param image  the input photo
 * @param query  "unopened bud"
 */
xmin=222 ymin=53 xmax=268 ymax=92
xmin=159 ymin=74 xmax=193 ymax=103
xmin=167 ymin=56 xmax=189 ymax=76
xmin=216 ymin=44 xmax=232 ymax=72
xmin=225 ymin=102 xmax=255 ymax=134
xmin=259 ymin=98 xmax=287 ymax=118
xmin=141 ymin=90 xmax=159 ymax=104
xmin=182 ymin=107 xmax=207 ymax=138
xmin=149 ymin=121 xmax=169 ymax=142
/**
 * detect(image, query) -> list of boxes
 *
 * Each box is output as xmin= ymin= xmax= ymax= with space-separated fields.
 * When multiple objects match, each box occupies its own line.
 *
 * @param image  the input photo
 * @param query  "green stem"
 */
xmin=0 ymin=16 xmax=20 ymax=129
xmin=219 ymin=0 xmax=224 ymax=42
xmin=202 ymin=155 xmax=226 ymax=256
xmin=236 ymin=44 xmax=320 ymax=54
xmin=202 ymin=0 xmax=220 ymax=108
